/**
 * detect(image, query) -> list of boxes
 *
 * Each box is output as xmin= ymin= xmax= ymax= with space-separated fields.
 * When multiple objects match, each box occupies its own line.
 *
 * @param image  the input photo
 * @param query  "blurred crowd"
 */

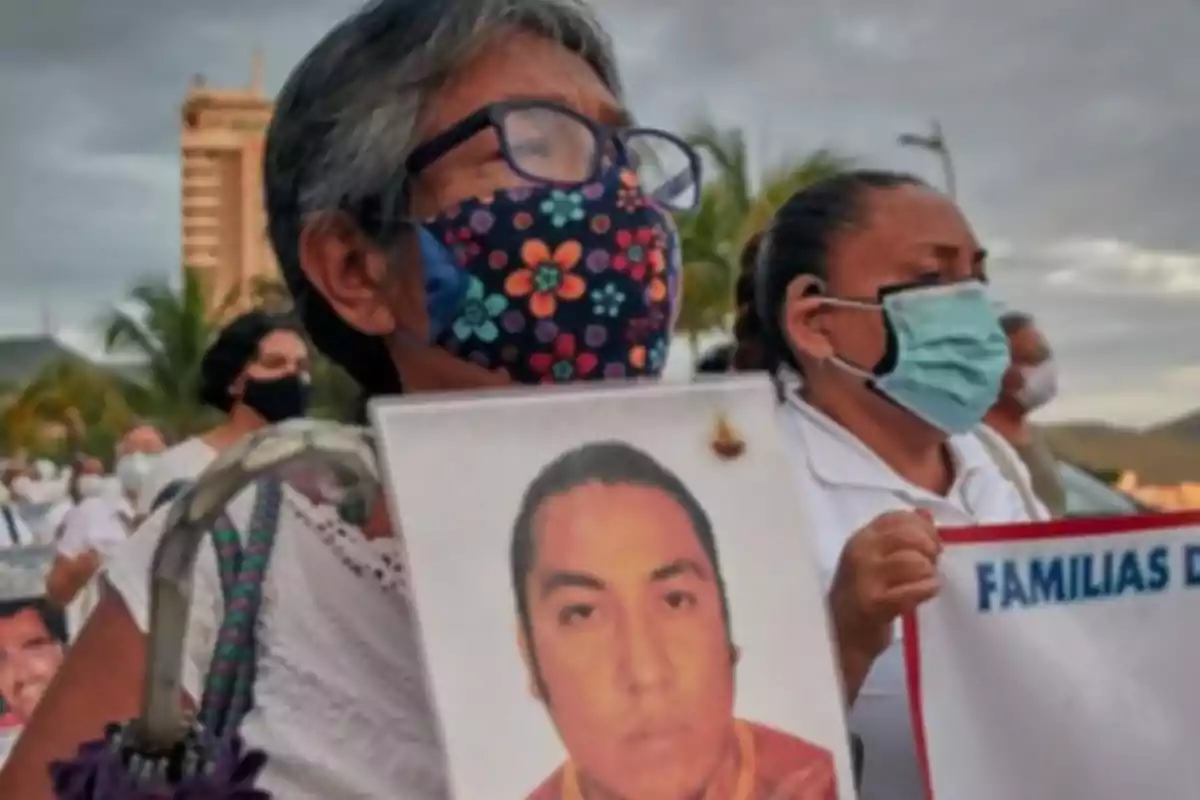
xmin=0 ymin=310 xmax=312 ymax=632
xmin=0 ymin=430 xmax=160 ymax=547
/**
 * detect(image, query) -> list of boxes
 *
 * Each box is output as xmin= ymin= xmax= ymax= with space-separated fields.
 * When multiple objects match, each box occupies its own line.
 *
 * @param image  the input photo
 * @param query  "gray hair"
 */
xmin=999 ymin=309 xmax=1035 ymax=336
xmin=264 ymin=0 xmax=622 ymax=395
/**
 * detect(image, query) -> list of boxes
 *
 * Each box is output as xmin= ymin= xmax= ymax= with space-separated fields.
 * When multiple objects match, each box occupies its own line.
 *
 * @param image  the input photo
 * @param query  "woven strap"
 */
xmin=197 ymin=478 xmax=284 ymax=739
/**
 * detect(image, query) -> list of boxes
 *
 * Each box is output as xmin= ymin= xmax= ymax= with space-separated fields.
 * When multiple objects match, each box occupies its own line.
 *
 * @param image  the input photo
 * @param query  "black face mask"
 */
xmin=240 ymin=374 xmax=311 ymax=423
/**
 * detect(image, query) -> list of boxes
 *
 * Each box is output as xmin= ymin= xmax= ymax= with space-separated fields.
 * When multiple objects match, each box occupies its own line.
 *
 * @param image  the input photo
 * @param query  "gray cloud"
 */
xmin=1 ymin=0 xmax=1198 ymax=423
xmin=0 ymin=0 xmax=351 ymax=323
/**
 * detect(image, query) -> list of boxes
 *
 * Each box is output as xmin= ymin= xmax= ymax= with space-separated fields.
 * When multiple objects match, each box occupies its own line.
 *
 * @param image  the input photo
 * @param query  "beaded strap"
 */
xmin=197 ymin=477 xmax=283 ymax=740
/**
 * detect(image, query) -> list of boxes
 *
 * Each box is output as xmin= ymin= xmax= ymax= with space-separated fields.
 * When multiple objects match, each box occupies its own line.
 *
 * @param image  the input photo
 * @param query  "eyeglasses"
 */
xmin=406 ymin=99 xmax=702 ymax=211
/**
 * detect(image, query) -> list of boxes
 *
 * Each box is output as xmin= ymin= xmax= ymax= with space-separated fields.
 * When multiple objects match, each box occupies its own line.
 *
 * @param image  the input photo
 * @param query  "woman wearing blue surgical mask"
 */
xmin=0 ymin=1 xmax=694 ymax=797
xmin=732 ymin=171 xmax=1049 ymax=800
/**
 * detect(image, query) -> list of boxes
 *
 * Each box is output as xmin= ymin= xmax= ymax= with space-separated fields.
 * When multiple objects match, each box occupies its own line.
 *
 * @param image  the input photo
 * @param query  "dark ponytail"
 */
xmin=738 ymin=170 xmax=927 ymax=374
xmin=731 ymin=231 xmax=769 ymax=372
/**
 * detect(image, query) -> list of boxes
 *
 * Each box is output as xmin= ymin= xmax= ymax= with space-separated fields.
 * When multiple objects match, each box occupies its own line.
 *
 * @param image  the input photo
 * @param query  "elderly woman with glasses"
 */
xmin=0 ymin=1 xmax=701 ymax=797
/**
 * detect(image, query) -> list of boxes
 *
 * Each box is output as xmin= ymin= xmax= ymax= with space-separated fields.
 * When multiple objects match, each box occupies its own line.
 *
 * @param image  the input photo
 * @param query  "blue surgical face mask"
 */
xmin=823 ymin=281 xmax=1010 ymax=435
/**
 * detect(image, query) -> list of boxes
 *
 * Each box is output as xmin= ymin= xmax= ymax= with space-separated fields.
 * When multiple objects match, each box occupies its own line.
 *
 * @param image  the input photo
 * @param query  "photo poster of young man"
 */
xmin=371 ymin=376 xmax=855 ymax=799
xmin=0 ymin=545 xmax=66 ymax=764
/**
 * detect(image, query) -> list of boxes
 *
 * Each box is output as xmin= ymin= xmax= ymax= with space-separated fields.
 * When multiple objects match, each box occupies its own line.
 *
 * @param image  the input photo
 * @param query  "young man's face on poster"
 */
xmin=520 ymin=482 xmax=737 ymax=798
xmin=0 ymin=602 xmax=65 ymax=722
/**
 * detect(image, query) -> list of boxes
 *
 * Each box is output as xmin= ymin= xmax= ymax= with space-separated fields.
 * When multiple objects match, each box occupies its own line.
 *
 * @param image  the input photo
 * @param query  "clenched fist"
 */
xmin=828 ymin=510 xmax=941 ymax=700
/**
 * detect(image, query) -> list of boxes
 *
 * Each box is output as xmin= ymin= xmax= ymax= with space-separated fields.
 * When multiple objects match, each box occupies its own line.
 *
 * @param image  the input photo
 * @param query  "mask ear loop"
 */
xmin=799 ymin=277 xmax=901 ymax=380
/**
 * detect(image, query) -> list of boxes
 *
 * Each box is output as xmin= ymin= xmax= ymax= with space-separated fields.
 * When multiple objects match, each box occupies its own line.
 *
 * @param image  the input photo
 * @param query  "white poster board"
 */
xmin=906 ymin=512 xmax=1200 ymax=800
xmin=372 ymin=377 xmax=855 ymax=799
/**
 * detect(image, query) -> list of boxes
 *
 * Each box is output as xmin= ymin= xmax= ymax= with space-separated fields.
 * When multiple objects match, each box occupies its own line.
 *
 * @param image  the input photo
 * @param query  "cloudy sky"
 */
xmin=1 ymin=0 xmax=1197 ymax=426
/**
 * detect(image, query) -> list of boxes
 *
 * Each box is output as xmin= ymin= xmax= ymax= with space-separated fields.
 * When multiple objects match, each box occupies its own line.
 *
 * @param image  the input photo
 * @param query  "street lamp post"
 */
xmin=898 ymin=119 xmax=956 ymax=199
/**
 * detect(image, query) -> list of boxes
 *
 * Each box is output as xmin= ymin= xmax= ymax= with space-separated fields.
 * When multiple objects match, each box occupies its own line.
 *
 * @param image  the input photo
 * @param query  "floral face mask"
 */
xmin=417 ymin=166 xmax=680 ymax=384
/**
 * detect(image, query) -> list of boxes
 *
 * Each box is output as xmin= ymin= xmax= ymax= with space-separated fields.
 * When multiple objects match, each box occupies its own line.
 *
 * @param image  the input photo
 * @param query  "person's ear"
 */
xmin=780 ymin=275 xmax=834 ymax=362
xmin=297 ymin=212 xmax=400 ymax=336
xmin=517 ymin=626 xmax=545 ymax=703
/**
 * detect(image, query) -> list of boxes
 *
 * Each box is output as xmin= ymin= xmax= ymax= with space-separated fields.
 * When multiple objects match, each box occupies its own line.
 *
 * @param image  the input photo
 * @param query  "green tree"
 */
xmin=0 ymin=357 xmax=132 ymax=459
xmin=248 ymin=275 xmax=294 ymax=315
xmin=672 ymin=183 xmax=735 ymax=363
xmin=672 ymin=121 xmax=853 ymax=363
xmin=308 ymin=356 xmax=362 ymax=421
xmin=738 ymin=147 xmax=855 ymax=243
xmin=100 ymin=266 xmax=226 ymax=439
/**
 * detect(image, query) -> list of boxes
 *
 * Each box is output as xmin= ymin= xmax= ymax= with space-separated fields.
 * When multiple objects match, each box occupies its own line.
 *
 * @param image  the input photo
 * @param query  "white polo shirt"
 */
xmin=134 ymin=437 xmax=219 ymax=516
xmin=57 ymin=495 xmax=132 ymax=560
xmin=778 ymin=393 xmax=1047 ymax=800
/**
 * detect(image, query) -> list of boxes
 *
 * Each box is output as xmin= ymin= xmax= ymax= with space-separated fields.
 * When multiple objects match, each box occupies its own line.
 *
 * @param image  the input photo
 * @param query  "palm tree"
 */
xmin=738 ymin=148 xmax=855 ymax=244
xmin=0 ymin=357 xmax=133 ymax=457
xmin=672 ymin=121 xmax=853 ymax=361
xmin=100 ymin=267 xmax=227 ymax=438
xmin=249 ymin=275 xmax=294 ymax=314
xmin=685 ymin=122 xmax=755 ymax=222
xmin=672 ymin=184 xmax=737 ymax=362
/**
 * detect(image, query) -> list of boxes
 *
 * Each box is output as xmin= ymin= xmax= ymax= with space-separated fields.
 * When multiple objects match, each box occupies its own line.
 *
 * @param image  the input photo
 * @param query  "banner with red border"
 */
xmin=903 ymin=511 xmax=1200 ymax=800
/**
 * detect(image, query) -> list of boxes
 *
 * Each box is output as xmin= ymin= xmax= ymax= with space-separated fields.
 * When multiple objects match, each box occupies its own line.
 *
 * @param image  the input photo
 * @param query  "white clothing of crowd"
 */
xmin=0 ymin=464 xmax=130 ymax=550
xmin=0 ymin=455 xmax=158 ymax=633
xmin=0 ymin=437 xmax=230 ymax=566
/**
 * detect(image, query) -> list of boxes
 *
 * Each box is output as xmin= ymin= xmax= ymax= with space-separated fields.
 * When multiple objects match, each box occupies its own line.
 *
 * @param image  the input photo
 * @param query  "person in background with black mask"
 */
xmin=983 ymin=310 xmax=1066 ymax=516
xmin=135 ymin=310 xmax=312 ymax=516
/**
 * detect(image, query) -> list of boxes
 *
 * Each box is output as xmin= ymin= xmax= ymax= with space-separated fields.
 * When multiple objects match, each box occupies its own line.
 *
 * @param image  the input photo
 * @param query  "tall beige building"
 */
xmin=180 ymin=54 xmax=277 ymax=317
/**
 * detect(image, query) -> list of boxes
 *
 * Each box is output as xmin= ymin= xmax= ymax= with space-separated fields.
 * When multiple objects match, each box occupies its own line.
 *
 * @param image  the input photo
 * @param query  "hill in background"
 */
xmin=1148 ymin=409 xmax=1200 ymax=442
xmin=1044 ymin=418 xmax=1200 ymax=484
